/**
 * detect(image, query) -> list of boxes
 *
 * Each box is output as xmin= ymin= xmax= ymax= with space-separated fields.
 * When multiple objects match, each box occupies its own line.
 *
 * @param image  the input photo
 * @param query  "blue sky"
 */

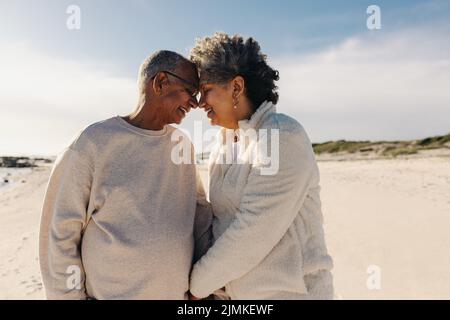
xmin=1 ymin=0 xmax=450 ymax=156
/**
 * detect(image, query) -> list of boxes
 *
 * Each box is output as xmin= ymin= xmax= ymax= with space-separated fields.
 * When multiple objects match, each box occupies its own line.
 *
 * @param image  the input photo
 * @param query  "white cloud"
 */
xmin=0 ymin=42 xmax=137 ymax=156
xmin=0 ymin=42 xmax=215 ymax=156
xmin=2 ymin=26 xmax=450 ymax=156
xmin=272 ymin=27 xmax=450 ymax=142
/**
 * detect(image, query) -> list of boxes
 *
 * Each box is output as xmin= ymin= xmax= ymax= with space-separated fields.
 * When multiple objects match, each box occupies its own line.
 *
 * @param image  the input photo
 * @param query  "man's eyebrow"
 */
xmin=176 ymin=79 xmax=197 ymax=96
xmin=179 ymin=76 xmax=198 ymax=91
xmin=187 ymin=79 xmax=200 ymax=94
xmin=184 ymin=82 xmax=198 ymax=96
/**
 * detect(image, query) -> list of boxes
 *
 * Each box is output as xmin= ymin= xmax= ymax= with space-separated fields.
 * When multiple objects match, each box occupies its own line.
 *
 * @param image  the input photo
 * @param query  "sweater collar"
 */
xmin=237 ymin=100 xmax=276 ymax=130
xmin=217 ymin=101 xmax=277 ymax=146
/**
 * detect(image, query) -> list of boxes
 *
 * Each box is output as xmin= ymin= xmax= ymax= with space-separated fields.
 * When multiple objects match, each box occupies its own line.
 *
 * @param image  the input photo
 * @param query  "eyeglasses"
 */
xmin=152 ymin=70 xmax=199 ymax=99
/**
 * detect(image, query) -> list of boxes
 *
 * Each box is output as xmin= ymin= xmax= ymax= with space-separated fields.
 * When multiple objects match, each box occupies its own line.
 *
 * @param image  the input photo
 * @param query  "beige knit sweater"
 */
xmin=189 ymin=101 xmax=334 ymax=299
xmin=39 ymin=116 xmax=212 ymax=300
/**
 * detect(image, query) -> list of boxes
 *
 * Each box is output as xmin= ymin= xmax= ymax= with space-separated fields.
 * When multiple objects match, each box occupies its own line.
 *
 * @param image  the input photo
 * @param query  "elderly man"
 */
xmin=39 ymin=50 xmax=211 ymax=300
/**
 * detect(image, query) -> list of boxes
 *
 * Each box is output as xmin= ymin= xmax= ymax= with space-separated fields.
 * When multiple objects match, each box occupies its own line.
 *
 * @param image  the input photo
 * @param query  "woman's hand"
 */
xmin=188 ymin=291 xmax=201 ymax=300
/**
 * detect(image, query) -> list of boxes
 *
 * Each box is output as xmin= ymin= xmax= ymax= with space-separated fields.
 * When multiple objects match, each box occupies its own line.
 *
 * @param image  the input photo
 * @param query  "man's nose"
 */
xmin=188 ymin=95 xmax=199 ymax=109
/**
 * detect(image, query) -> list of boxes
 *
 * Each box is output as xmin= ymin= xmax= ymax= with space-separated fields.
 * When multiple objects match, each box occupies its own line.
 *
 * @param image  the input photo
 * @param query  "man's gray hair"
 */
xmin=138 ymin=50 xmax=191 ymax=93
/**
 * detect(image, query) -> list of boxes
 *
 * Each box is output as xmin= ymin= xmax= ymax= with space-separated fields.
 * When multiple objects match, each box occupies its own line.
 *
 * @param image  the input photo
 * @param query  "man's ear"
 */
xmin=152 ymin=72 xmax=169 ymax=96
xmin=232 ymin=76 xmax=245 ymax=99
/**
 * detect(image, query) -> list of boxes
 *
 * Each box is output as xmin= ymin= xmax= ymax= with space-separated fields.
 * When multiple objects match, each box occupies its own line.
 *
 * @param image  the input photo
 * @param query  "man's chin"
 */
xmin=170 ymin=118 xmax=182 ymax=125
xmin=168 ymin=113 xmax=182 ymax=125
xmin=175 ymin=115 xmax=185 ymax=124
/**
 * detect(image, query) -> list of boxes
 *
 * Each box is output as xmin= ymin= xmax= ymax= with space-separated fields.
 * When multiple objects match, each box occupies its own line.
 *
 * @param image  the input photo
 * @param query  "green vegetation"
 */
xmin=312 ymin=133 xmax=450 ymax=157
xmin=382 ymin=147 xmax=418 ymax=157
xmin=0 ymin=156 xmax=53 ymax=168
xmin=313 ymin=140 xmax=371 ymax=154
xmin=312 ymin=140 xmax=385 ymax=155
xmin=417 ymin=133 xmax=450 ymax=148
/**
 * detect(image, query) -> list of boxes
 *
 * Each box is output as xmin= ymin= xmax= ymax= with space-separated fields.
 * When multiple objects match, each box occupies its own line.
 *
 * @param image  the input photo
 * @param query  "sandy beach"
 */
xmin=319 ymin=157 xmax=450 ymax=299
xmin=0 ymin=166 xmax=49 ymax=299
xmin=1 ymin=156 xmax=449 ymax=299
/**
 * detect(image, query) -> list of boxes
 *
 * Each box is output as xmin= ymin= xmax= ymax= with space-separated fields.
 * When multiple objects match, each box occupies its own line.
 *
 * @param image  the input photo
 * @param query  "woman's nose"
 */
xmin=198 ymin=94 xmax=207 ymax=108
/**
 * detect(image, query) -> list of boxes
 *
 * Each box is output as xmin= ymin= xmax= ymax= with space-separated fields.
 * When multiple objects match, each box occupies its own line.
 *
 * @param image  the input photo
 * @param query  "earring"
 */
xmin=233 ymin=98 xmax=238 ymax=109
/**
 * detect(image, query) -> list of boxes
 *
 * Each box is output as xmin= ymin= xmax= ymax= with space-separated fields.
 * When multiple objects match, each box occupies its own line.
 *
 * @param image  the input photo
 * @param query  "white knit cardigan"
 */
xmin=190 ymin=101 xmax=334 ymax=299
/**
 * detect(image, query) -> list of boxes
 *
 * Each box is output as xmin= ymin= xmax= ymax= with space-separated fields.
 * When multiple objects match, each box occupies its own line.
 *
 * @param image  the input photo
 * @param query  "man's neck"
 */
xmin=125 ymin=102 xmax=166 ymax=131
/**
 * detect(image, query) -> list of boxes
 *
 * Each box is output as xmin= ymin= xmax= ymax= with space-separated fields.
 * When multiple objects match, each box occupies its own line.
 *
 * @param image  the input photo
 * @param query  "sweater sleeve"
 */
xmin=189 ymin=130 xmax=316 ymax=298
xmin=193 ymin=168 xmax=213 ymax=263
xmin=39 ymin=146 xmax=93 ymax=299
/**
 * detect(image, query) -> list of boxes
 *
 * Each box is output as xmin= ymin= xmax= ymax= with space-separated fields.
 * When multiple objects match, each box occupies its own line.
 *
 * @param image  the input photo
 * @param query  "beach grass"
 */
xmin=313 ymin=133 xmax=450 ymax=157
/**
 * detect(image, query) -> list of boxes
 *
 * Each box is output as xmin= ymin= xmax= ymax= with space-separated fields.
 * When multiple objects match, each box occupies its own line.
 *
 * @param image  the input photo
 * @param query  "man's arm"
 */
xmin=39 ymin=147 xmax=93 ymax=299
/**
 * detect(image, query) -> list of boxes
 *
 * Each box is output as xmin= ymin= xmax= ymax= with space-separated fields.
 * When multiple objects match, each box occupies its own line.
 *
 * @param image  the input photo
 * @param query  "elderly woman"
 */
xmin=189 ymin=33 xmax=334 ymax=300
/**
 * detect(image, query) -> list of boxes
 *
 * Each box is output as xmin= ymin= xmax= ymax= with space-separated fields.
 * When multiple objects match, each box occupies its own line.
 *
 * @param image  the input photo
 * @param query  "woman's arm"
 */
xmin=189 ymin=128 xmax=317 ymax=298
xmin=193 ymin=167 xmax=213 ymax=263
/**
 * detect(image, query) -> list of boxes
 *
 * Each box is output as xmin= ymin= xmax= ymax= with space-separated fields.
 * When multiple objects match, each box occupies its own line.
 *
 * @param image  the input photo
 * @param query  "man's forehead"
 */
xmin=169 ymin=65 xmax=196 ymax=91
xmin=177 ymin=62 xmax=198 ymax=79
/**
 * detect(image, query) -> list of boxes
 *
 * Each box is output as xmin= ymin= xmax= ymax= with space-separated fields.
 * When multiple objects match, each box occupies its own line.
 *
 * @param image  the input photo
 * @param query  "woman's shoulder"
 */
xmin=258 ymin=111 xmax=316 ymax=164
xmin=259 ymin=111 xmax=308 ymax=141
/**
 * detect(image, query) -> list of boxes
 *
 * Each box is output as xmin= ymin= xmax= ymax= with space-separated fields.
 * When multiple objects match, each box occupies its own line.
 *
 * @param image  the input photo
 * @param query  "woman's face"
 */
xmin=199 ymin=81 xmax=237 ymax=128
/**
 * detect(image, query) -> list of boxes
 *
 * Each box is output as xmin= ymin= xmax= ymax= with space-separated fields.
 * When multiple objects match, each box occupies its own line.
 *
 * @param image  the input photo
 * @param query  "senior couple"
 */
xmin=39 ymin=32 xmax=334 ymax=300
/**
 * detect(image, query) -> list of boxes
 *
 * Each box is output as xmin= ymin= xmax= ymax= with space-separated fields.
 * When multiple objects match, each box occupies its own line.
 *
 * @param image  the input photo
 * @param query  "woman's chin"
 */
xmin=208 ymin=115 xmax=218 ymax=126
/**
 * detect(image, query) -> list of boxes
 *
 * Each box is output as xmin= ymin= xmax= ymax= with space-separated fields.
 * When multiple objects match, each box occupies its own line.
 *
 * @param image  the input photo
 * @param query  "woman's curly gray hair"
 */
xmin=190 ymin=32 xmax=279 ymax=110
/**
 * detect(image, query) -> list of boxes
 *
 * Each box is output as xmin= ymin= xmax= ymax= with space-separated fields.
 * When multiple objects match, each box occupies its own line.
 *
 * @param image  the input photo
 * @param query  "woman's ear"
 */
xmin=152 ymin=72 xmax=169 ymax=96
xmin=232 ymin=76 xmax=245 ymax=99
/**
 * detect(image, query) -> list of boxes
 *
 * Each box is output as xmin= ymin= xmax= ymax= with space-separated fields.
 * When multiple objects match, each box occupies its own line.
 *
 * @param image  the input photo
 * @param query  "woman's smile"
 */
xmin=205 ymin=107 xmax=215 ymax=119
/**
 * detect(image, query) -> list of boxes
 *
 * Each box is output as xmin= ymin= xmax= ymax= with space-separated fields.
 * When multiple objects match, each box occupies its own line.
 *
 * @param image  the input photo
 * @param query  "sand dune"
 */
xmin=1 ymin=156 xmax=449 ymax=299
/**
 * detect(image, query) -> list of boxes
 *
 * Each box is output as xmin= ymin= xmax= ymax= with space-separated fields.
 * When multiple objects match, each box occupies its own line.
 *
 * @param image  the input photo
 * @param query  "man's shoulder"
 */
xmin=167 ymin=125 xmax=194 ymax=144
xmin=82 ymin=116 xmax=120 ymax=137
xmin=68 ymin=116 xmax=118 ymax=152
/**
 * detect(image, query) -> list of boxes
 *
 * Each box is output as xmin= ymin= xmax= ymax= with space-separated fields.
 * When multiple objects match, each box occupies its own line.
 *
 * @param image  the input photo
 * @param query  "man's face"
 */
xmin=157 ymin=64 xmax=199 ymax=125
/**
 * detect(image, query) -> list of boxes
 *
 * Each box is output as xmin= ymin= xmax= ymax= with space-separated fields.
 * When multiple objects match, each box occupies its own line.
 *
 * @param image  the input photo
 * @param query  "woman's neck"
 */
xmin=232 ymin=98 xmax=254 ymax=129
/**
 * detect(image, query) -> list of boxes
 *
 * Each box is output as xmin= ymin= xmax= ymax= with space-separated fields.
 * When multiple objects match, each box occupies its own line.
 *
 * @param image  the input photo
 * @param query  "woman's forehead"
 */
xmin=199 ymin=72 xmax=215 ymax=84
xmin=200 ymin=77 xmax=223 ymax=86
